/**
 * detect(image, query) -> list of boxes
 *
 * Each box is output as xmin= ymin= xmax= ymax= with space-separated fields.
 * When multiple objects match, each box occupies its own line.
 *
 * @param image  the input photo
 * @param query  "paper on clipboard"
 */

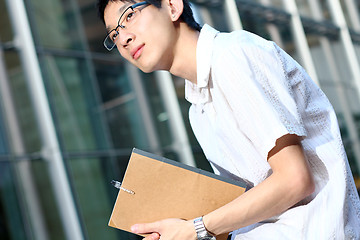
xmin=108 ymin=148 xmax=248 ymax=240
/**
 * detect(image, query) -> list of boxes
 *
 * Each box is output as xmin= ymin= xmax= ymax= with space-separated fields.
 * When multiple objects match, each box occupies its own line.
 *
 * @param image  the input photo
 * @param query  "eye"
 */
xmin=111 ymin=30 xmax=119 ymax=42
xmin=125 ymin=10 xmax=136 ymax=22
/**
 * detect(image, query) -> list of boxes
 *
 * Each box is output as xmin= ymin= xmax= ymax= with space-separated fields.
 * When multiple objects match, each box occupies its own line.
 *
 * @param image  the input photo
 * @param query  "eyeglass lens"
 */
xmin=104 ymin=7 xmax=141 ymax=50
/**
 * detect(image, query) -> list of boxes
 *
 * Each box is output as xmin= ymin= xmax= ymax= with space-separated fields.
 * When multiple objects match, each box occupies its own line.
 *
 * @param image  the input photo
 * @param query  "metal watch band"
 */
xmin=193 ymin=216 xmax=216 ymax=240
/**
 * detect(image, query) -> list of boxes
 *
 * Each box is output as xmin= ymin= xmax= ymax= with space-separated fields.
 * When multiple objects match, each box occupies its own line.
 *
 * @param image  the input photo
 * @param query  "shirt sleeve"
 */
xmin=213 ymin=33 xmax=307 ymax=161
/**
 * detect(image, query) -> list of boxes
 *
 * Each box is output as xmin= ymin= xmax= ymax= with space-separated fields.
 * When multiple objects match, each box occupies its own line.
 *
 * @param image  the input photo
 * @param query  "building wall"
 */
xmin=0 ymin=0 xmax=359 ymax=239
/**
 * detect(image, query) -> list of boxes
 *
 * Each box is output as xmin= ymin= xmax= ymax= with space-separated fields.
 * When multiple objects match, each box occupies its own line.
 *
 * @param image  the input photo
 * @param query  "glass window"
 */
xmin=0 ymin=0 xmax=13 ymax=42
xmin=139 ymin=72 xmax=173 ymax=149
xmin=4 ymin=51 xmax=41 ymax=153
xmin=339 ymin=0 xmax=360 ymax=30
xmin=79 ymin=0 xmax=117 ymax=53
xmin=0 ymin=161 xmax=27 ymax=240
xmin=68 ymin=157 xmax=119 ymax=240
xmin=192 ymin=2 xmax=229 ymax=31
xmin=354 ymin=37 xmax=360 ymax=64
xmin=252 ymin=0 xmax=284 ymax=9
xmin=293 ymin=0 xmax=331 ymax=20
xmin=0 ymin=97 xmax=27 ymax=239
xmin=294 ymin=0 xmax=312 ymax=17
xmin=40 ymin=55 xmax=102 ymax=151
xmin=26 ymin=0 xmax=85 ymax=50
xmin=235 ymin=0 xmax=299 ymax=58
xmin=31 ymin=159 xmax=67 ymax=240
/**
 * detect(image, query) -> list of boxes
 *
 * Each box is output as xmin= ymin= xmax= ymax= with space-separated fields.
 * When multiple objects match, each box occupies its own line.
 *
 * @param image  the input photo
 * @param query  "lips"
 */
xmin=131 ymin=44 xmax=145 ymax=60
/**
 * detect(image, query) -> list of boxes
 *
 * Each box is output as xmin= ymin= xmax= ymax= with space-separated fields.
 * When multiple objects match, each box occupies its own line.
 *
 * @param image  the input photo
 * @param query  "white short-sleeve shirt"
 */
xmin=185 ymin=24 xmax=360 ymax=239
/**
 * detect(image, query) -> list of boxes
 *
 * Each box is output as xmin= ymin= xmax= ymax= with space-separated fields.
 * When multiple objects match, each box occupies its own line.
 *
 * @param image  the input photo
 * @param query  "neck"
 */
xmin=168 ymin=22 xmax=199 ymax=84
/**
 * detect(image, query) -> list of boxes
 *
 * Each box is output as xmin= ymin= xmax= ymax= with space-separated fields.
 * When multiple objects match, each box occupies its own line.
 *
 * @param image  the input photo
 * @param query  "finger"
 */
xmin=131 ymin=222 xmax=161 ymax=234
xmin=142 ymin=232 xmax=160 ymax=240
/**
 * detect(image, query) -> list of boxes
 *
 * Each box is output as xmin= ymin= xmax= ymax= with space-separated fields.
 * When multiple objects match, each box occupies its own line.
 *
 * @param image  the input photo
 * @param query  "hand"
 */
xmin=131 ymin=218 xmax=197 ymax=240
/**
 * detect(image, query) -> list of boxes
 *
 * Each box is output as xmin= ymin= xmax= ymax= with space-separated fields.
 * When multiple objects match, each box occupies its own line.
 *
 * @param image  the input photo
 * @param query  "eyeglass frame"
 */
xmin=103 ymin=1 xmax=150 ymax=51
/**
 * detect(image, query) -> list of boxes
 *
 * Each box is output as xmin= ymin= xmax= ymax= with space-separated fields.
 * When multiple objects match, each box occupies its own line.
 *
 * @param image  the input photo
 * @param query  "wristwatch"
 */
xmin=193 ymin=217 xmax=216 ymax=240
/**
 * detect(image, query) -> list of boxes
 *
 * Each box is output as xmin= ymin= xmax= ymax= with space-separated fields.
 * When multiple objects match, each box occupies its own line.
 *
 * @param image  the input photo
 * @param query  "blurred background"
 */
xmin=0 ymin=0 xmax=360 ymax=239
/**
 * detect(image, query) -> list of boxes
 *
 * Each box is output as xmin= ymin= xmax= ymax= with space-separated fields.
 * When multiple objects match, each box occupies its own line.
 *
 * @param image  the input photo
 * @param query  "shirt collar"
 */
xmin=185 ymin=24 xmax=219 ymax=104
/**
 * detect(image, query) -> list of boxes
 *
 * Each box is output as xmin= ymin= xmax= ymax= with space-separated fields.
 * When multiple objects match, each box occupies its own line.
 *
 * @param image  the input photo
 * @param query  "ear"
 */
xmin=166 ymin=0 xmax=183 ymax=21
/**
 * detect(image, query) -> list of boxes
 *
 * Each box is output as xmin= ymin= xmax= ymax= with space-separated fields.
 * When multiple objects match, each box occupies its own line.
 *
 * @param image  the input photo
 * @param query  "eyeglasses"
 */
xmin=103 ymin=1 xmax=150 ymax=51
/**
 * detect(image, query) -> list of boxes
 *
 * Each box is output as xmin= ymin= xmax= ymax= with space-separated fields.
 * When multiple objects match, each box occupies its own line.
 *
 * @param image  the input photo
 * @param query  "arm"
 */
xmin=131 ymin=134 xmax=315 ymax=239
xmin=203 ymin=134 xmax=315 ymax=235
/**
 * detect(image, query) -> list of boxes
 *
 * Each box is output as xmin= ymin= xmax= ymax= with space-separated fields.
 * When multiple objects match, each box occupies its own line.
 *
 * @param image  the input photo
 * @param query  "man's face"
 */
xmin=104 ymin=0 xmax=177 ymax=73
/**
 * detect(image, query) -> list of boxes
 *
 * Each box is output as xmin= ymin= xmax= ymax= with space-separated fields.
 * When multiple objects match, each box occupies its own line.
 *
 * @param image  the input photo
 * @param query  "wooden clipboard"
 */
xmin=108 ymin=148 xmax=248 ymax=240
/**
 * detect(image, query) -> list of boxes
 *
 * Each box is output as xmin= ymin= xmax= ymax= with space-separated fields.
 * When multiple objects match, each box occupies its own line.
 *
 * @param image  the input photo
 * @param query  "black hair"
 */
xmin=97 ymin=0 xmax=201 ymax=31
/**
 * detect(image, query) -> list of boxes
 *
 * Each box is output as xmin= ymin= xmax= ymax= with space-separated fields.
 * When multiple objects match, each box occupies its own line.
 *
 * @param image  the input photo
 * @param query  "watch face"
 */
xmin=203 ymin=237 xmax=216 ymax=240
xmin=198 ymin=234 xmax=216 ymax=240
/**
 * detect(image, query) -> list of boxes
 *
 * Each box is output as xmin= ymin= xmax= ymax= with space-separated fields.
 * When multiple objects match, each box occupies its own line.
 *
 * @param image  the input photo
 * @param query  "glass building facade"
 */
xmin=0 ymin=0 xmax=359 ymax=239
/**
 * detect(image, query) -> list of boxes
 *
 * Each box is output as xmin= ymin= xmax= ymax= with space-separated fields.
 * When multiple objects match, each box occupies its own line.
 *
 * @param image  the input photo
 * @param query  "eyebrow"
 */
xmin=105 ymin=3 xmax=132 ymax=32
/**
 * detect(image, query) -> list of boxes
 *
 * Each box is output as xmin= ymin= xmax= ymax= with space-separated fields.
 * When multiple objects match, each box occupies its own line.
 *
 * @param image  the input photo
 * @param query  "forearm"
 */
xmin=203 ymin=171 xmax=311 ymax=235
xmin=203 ymin=139 xmax=315 ymax=236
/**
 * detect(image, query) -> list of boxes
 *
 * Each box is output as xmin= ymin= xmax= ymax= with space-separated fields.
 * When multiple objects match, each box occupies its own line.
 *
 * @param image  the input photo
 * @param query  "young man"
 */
xmin=98 ymin=0 xmax=360 ymax=239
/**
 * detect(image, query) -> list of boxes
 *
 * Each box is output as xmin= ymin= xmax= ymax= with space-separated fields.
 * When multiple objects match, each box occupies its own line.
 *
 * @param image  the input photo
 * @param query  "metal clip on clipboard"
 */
xmin=111 ymin=180 xmax=135 ymax=195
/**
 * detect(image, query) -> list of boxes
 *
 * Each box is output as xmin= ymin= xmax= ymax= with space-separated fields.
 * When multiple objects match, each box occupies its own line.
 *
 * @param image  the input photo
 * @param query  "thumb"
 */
xmin=142 ymin=232 xmax=160 ymax=240
xmin=131 ymin=221 xmax=161 ymax=234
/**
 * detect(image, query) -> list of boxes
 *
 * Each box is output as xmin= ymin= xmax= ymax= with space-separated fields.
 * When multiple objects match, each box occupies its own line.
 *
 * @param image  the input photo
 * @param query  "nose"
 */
xmin=117 ymin=31 xmax=135 ymax=48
